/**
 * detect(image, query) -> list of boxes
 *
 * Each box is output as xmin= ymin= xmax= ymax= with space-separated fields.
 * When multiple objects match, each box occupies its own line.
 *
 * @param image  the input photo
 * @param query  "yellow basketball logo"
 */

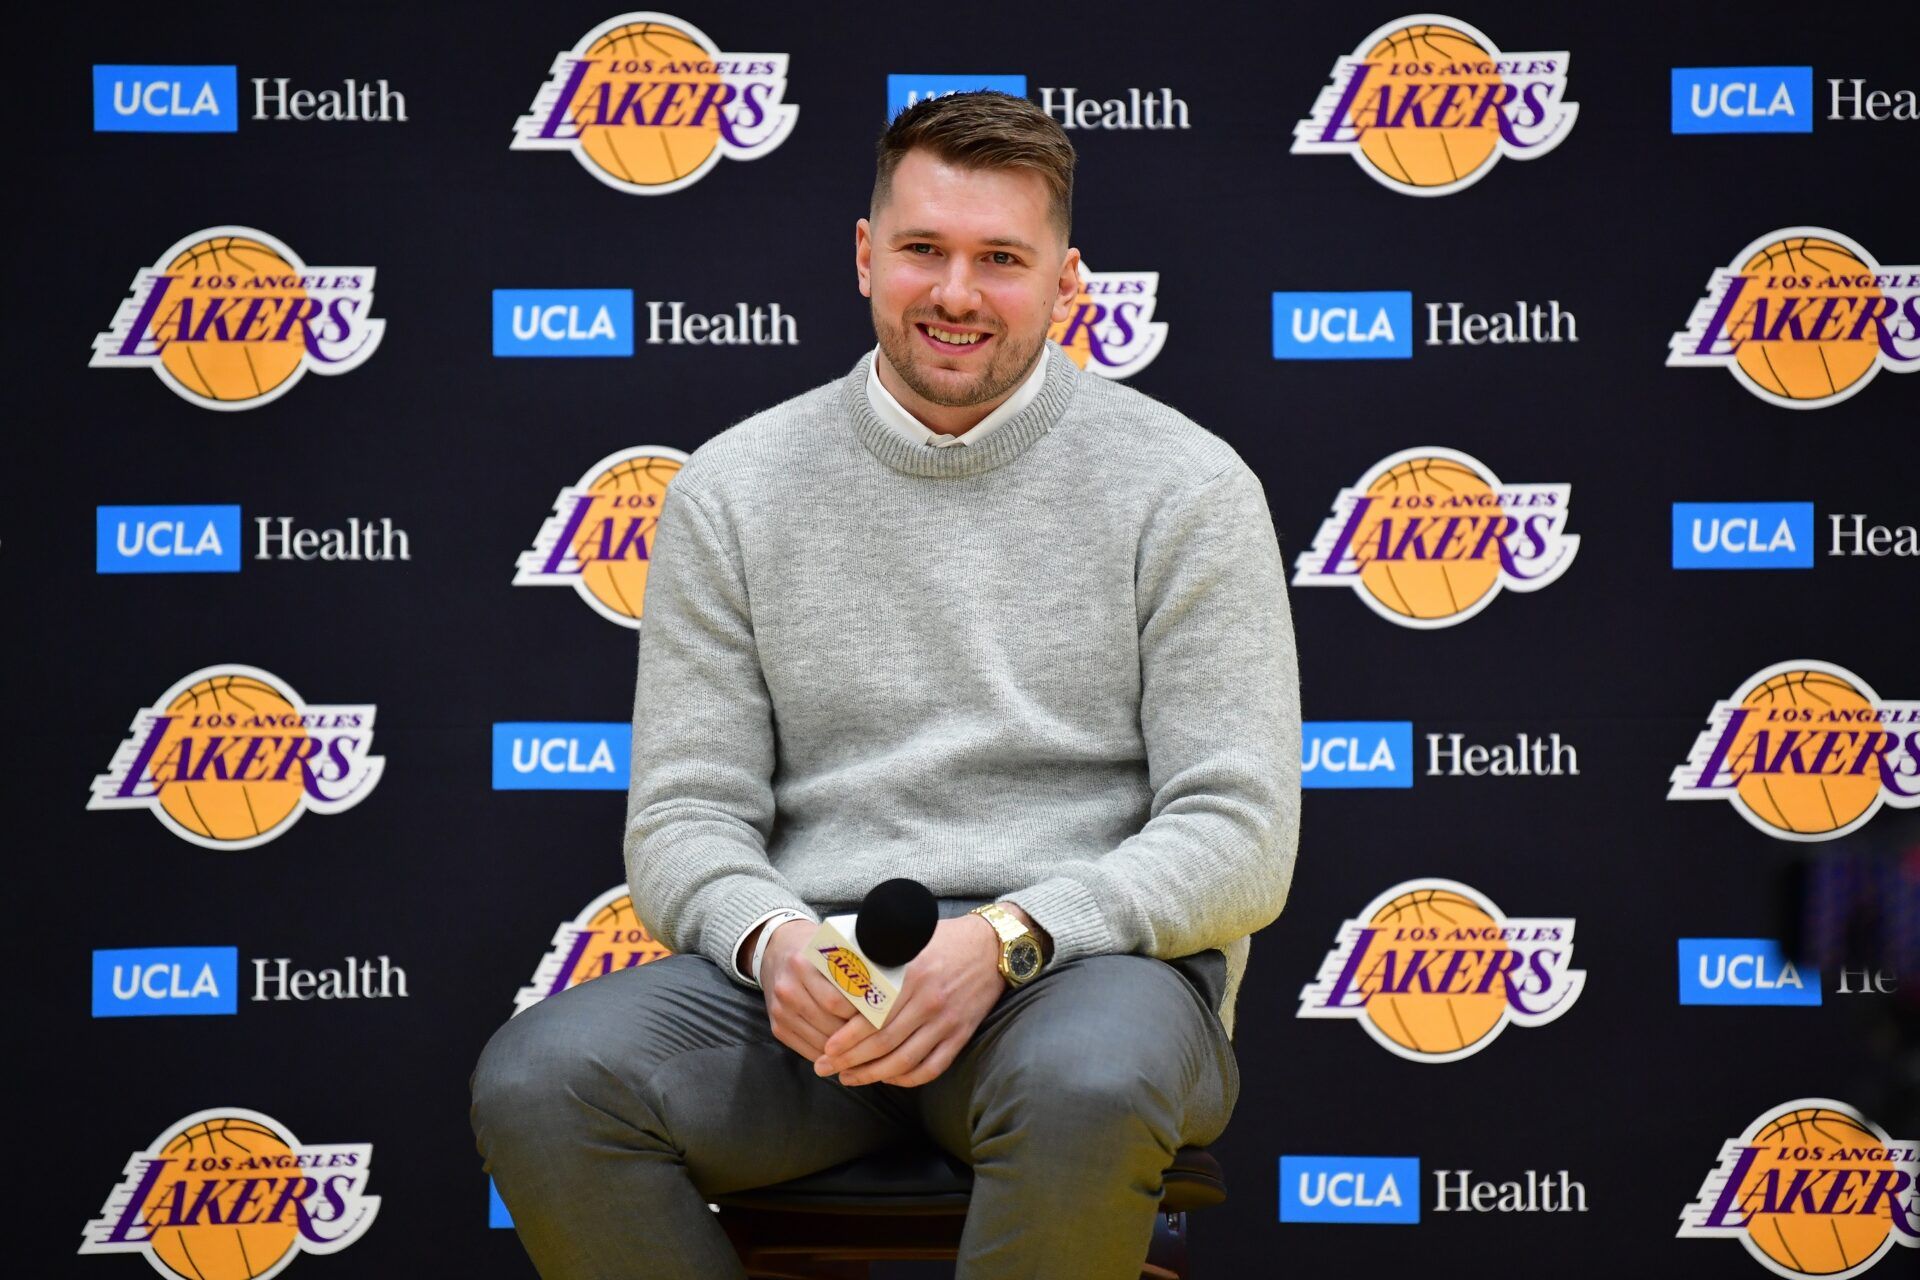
xmin=1669 ymin=661 xmax=1920 ymax=841
xmin=91 ymin=227 xmax=383 ymax=410
xmin=515 ymin=885 xmax=672 ymax=1013
xmin=80 ymin=1108 xmax=379 ymax=1279
xmin=513 ymin=12 xmax=798 ymax=194
xmin=1298 ymin=878 xmax=1584 ymax=1063
xmin=1048 ymin=262 xmax=1168 ymax=379
xmin=88 ymin=665 xmax=384 ymax=850
xmin=1668 ymin=228 xmax=1920 ymax=408
xmin=1680 ymin=1099 xmax=1918 ymax=1277
xmin=1293 ymin=447 xmax=1579 ymax=628
xmin=1293 ymin=15 xmax=1578 ymax=196
xmin=515 ymin=446 xmax=688 ymax=628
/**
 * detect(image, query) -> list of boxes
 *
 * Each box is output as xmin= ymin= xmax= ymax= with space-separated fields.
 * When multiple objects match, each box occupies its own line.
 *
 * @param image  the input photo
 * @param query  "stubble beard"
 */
xmin=873 ymin=306 xmax=1048 ymax=409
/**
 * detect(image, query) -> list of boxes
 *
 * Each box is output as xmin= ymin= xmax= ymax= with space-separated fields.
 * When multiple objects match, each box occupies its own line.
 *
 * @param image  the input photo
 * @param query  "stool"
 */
xmin=712 ymin=1143 xmax=1226 ymax=1279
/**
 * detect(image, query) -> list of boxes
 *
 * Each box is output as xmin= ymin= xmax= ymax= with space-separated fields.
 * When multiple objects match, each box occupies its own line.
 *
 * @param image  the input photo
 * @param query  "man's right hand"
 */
xmin=757 ymin=919 xmax=857 ymax=1059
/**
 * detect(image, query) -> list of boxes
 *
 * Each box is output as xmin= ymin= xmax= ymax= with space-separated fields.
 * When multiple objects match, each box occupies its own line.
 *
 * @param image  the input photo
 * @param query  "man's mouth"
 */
xmin=918 ymin=322 xmax=992 ymax=354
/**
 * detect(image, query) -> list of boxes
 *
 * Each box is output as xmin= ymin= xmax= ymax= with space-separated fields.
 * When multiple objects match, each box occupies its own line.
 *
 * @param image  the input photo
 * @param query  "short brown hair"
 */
xmin=873 ymin=91 xmax=1076 ymax=240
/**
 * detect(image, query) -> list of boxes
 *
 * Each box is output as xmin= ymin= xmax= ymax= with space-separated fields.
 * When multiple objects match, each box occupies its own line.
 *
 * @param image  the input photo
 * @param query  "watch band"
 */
xmin=971 ymin=902 xmax=1027 ymax=946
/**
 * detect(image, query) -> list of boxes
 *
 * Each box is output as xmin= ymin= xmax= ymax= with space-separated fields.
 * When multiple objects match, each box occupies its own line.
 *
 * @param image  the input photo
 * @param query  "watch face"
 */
xmin=1007 ymin=938 xmax=1043 ymax=983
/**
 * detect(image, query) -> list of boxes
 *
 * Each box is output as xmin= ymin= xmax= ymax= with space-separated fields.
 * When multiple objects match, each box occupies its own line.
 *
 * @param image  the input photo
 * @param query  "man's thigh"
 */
xmin=474 ymin=954 xmax=913 ymax=1195
xmin=909 ymin=954 xmax=1240 ymax=1162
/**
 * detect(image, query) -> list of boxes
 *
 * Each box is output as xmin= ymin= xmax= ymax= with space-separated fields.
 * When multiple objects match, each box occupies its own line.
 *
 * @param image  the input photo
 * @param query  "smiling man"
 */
xmin=473 ymin=92 xmax=1301 ymax=1280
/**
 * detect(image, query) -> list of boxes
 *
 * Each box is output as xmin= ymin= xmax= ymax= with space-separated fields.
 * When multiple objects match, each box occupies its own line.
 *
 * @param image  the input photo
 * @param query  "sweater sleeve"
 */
xmin=1006 ymin=462 xmax=1301 ymax=964
xmin=622 ymin=482 xmax=815 ymax=980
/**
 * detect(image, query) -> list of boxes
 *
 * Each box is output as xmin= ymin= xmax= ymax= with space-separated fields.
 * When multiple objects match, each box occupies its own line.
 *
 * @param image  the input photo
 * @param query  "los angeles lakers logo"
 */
xmin=515 ymin=447 xmax=687 ymax=628
xmin=80 ymin=1108 xmax=379 ymax=1278
xmin=1679 ymin=1099 xmax=1918 ymax=1277
xmin=1292 ymin=16 xmax=1578 ymax=196
xmin=89 ymin=666 xmax=384 ymax=850
xmin=512 ymin=12 xmax=798 ymax=195
xmin=1668 ymin=228 xmax=1920 ymax=409
xmin=1669 ymin=661 xmax=1920 ymax=842
xmin=91 ymin=227 xmax=382 ymax=411
xmin=1292 ymin=447 xmax=1579 ymax=628
xmin=1048 ymin=263 xmax=1167 ymax=380
xmin=1298 ymin=878 xmax=1584 ymax=1063
xmin=515 ymin=885 xmax=671 ymax=1013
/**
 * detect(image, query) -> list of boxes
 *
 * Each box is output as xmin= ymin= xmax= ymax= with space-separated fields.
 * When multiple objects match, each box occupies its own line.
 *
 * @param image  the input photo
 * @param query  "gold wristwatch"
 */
xmin=970 ymin=903 xmax=1045 ymax=988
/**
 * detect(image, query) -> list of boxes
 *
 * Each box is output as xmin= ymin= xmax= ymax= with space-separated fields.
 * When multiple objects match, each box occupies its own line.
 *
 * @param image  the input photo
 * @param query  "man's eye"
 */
xmin=989 ymin=252 xmax=1018 ymax=266
xmin=907 ymin=243 xmax=936 ymax=255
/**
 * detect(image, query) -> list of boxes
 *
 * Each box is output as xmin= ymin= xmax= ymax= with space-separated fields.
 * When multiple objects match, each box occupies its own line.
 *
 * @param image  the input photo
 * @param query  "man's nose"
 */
xmin=929 ymin=260 xmax=982 ymax=317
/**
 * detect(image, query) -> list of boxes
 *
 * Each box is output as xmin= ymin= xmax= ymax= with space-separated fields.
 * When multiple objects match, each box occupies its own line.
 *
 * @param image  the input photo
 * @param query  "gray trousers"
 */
xmin=471 ymin=951 xmax=1238 ymax=1279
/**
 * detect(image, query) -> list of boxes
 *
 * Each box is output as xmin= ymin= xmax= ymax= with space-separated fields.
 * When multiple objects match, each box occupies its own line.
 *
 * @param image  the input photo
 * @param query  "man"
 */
xmin=472 ymin=91 xmax=1300 ymax=1280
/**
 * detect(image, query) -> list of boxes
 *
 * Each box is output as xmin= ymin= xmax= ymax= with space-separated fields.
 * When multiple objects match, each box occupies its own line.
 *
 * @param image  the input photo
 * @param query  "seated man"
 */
xmin=472 ymin=90 xmax=1301 ymax=1280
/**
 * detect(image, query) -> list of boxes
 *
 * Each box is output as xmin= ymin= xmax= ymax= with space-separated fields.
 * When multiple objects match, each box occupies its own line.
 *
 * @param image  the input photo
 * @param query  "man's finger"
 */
xmin=839 ymin=1023 xmax=942 ymax=1088
xmin=796 ymin=962 xmax=860 ymax=1023
xmin=875 ymin=1031 xmax=965 ymax=1089
xmin=771 ymin=1018 xmax=827 ymax=1061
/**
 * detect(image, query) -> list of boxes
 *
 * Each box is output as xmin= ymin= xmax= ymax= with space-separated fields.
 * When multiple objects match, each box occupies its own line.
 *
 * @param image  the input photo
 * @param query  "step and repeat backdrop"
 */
xmin=17 ymin=1 xmax=1919 ymax=1277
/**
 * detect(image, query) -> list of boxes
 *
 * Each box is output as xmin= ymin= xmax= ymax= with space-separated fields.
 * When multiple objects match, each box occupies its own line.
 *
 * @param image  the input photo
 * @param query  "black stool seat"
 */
xmin=713 ymin=1143 xmax=1227 ymax=1215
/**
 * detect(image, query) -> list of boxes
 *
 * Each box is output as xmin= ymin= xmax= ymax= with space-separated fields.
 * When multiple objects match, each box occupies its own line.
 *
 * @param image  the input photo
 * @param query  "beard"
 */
xmin=873 ymin=305 xmax=1048 ymax=409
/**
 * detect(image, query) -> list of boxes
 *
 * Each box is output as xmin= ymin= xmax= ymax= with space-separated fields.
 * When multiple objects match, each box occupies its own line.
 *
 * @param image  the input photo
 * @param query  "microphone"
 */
xmin=807 ymin=878 xmax=938 ymax=1027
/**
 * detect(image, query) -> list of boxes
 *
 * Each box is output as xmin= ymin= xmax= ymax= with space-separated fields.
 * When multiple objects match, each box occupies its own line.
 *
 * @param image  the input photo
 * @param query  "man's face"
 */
xmin=857 ymin=150 xmax=1080 ymax=411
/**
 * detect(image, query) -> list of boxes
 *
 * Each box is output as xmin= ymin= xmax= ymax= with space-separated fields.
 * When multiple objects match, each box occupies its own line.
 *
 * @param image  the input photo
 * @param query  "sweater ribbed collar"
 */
xmin=845 ymin=342 xmax=1080 ymax=478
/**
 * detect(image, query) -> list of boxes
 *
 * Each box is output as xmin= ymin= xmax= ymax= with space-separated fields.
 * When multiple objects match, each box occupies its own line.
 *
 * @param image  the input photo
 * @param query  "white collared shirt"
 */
xmin=866 ymin=345 xmax=1050 ymax=448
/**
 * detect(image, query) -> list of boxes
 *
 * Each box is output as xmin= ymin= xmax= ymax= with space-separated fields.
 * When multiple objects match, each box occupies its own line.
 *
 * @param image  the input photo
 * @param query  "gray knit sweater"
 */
xmin=623 ymin=343 xmax=1300 ymax=1032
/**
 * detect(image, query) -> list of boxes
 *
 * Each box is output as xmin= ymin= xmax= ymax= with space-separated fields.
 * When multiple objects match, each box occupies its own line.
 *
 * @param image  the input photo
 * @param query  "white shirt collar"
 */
xmin=866 ymin=345 xmax=1051 ymax=449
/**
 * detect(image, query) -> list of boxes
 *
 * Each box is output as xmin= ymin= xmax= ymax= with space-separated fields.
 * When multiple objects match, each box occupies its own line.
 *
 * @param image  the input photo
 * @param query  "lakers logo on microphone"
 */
xmin=1298 ymin=878 xmax=1584 ymax=1063
xmin=513 ymin=12 xmax=798 ymax=195
xmin=1669 ymin=661 xmax=1920 ymax=841
xmin=515 ymin=886 xmax=671 ymax=1013
xmin=1292 ymin=16 xmax=1578 ymax=196
xmin=89 ymin=666 xmax=383 ymax=850
xmin=1668 ymin=228 xmax=1920 ymax=408
xmin=1679 ymin=1099 xmax=1918 ymax=1277
xmin=1292 ymin=447 xmax=1578 ymax=628
xmin=80 ymin=1108 xmax=378 ymax=1278
xmin=91 ymin=227 xmax=382 ymax=410
xmin=515 ymin=447 xmax=687 ymax=628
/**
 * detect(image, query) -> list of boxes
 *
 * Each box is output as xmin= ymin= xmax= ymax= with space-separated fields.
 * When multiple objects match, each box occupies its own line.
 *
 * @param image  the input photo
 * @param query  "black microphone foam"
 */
xmin=855 ymin=878 xmax=939 ymax=967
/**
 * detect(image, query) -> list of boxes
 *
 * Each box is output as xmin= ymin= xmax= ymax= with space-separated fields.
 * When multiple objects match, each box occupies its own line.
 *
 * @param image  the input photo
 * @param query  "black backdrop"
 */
xmin=18 ymin=1 xmax=1918 ymax=1276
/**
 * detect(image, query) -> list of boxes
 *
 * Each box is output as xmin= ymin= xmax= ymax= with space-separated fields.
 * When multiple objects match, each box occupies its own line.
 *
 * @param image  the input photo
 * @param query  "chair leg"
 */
xmin=1140 ymin=1211 xmax=1189 ymax=1280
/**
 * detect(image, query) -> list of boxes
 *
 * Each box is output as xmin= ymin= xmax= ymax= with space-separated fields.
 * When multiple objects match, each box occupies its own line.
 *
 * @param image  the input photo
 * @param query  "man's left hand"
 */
xmin=815 ymin=912 xmax=1007 ymax=1088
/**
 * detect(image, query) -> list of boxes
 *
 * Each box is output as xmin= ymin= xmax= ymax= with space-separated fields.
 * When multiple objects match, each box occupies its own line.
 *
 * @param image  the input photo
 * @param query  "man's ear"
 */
xmin=1051 ymin=248 xmax=1083 ymax=324
xmin=856 ymin=218 xmax=873 ymax=299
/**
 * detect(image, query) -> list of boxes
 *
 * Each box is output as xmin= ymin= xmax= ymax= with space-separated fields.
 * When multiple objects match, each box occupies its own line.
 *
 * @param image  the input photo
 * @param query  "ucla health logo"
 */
xmin=1048 ymin=264 xmax=1167 ymax=379
xmin=81 ymin=1109 xmax=378 ymax=1278
xmin=1293 ymin=448 xmax=1578 ymax=628
xmin=1672 ymin=503 xmax=1814 ymax=569
xmin=92 ymin=227 xmax=382 ymax=411
xmin=515 ymin=885 xmax=672 ymax=1013
xmin=93 ymin=947 xmax=239 ymax=1017
xmin=1669 ymin=228 xmax=1920 ymax=409
xmin=492 ymin=723 xmax=630 ymax=790
xmin=493 ymin=289 xmax=635 ymax=356
xmin=89 ymin=666 xmax=383 ymax=850
xmin=1302 ymin=722 xmax=1414 ymax=789
xmin=887 ymin=74 xmax=1027 ymax=118
xmin=1299 ymin=879 xmax=1583 ymax=1063
xmin=94 ymin=65 xmax=237 ymax=132
xmin=1669 ymin=661 xmax=1920 ymax=842
xmin=1273 ymin=291 xmax=1412 ymax=359
xmin=1672 ymin=68 xmax=1813 ymax=134
xmin=97 ymin=505 xmax=242 ymax=574
xmin=1679 ymin=1099 xmax=1917 ymax=1277
xmin=515 ymin=447 xmax=687 ymax=628
xmin=1678 ymin=939 xmax=1820 ymax=1007
xmin=1292 ymin=16 xmax=1577 ymax=195
xmin=1280 ymin=1156 xmax=1421 ymax=1224
xmin=513 ymin=12 xmax=797 ymax=195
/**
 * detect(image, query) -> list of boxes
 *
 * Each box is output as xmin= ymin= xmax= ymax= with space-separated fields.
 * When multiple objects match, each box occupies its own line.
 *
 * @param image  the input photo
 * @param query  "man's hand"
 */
xmin=814 ymin=913 xmax=1008 ymax=1088
xmin=759 ymin=919 xmax=857 ymax=1060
